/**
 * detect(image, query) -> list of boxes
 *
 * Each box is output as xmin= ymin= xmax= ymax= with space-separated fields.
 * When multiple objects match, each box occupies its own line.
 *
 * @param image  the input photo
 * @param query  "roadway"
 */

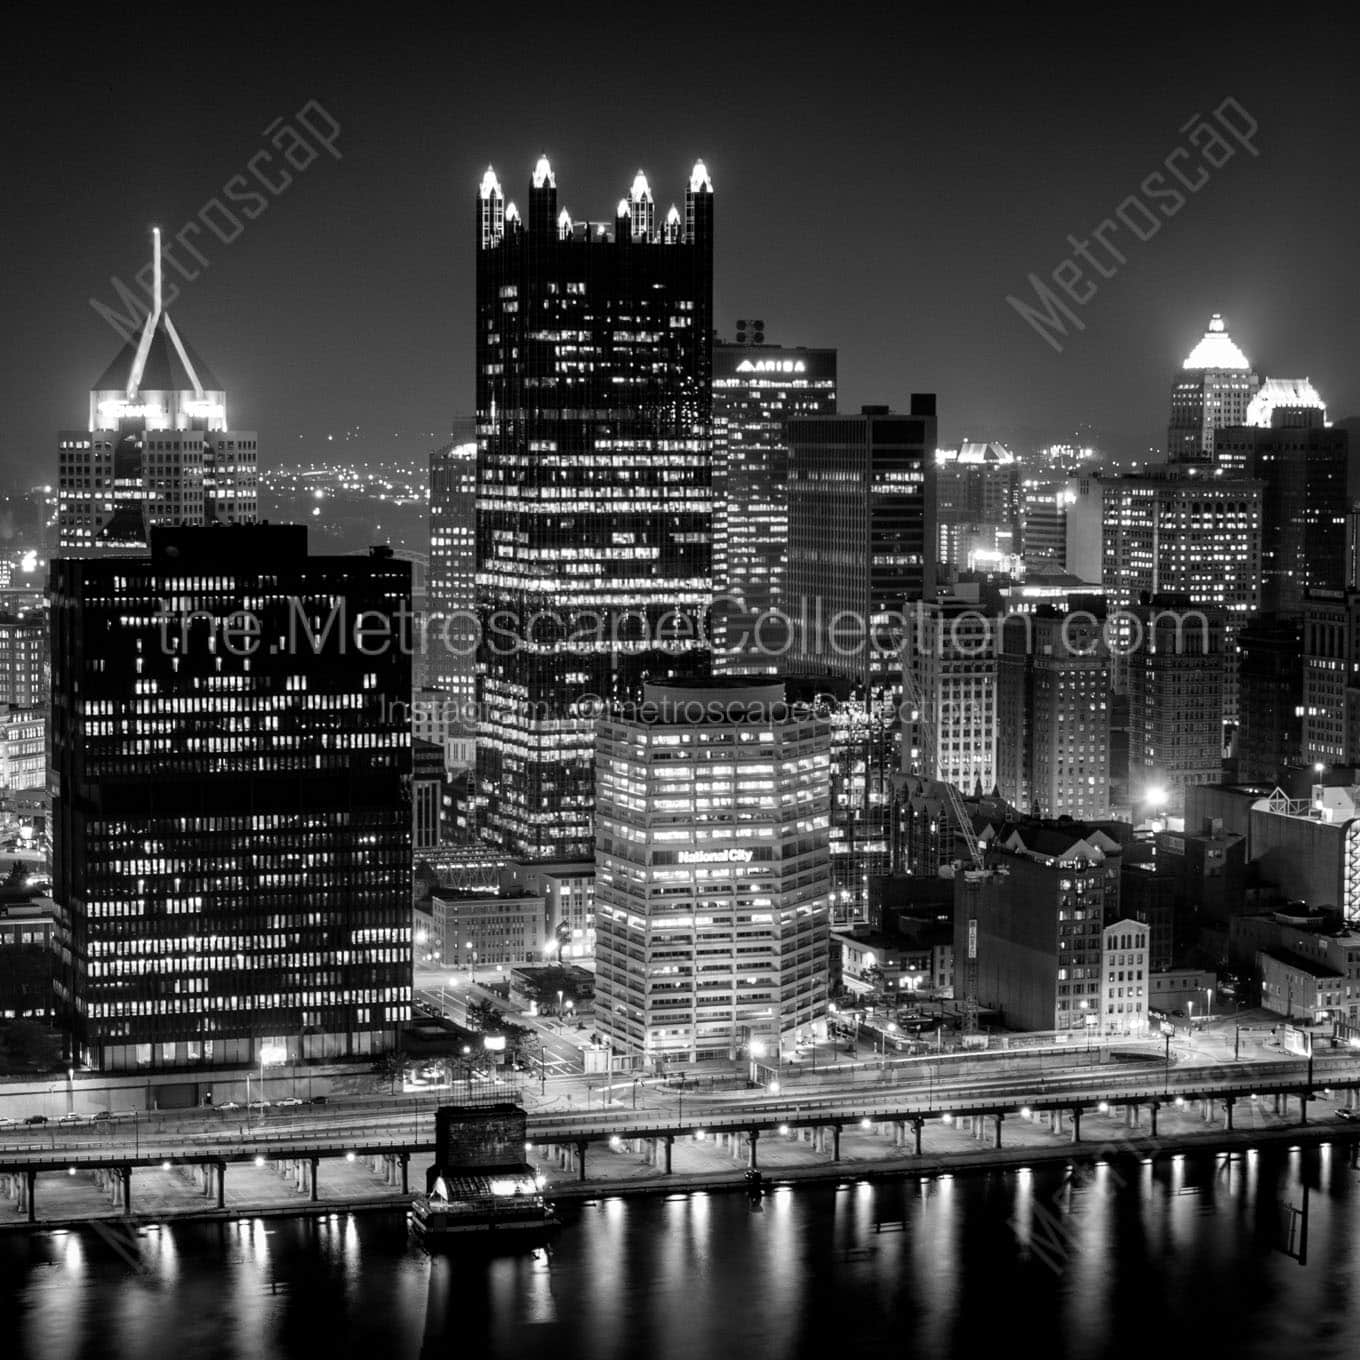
xmin=4 ymin=1049 xmax=1357 ymax=1165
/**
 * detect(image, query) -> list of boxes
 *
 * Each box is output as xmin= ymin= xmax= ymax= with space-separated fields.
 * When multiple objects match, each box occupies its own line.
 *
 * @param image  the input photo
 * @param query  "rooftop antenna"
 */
xmin=127 ymin=227 xmax=163 ymax=400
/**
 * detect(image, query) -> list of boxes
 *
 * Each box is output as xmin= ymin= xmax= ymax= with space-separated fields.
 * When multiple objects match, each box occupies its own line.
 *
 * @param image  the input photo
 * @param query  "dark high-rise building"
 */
xmin=474 ymin=157 xmax=714 ymax=861
xmin=786 ymin=400 xmax=937 ymax=919
xmin=58 ymin=231 xmax=257 ymax=555
xmin=427 ymin=438 xmax=477 ymax=759
xmin=1127 ymin=594 xmax=1226 ymax=818
xmin=786 ymin=399 xmax=938 ymax=686
xmin=1214 ymin=410 xmax=1349 ymax=616
xmin=1236 ymin=615 xmax=1304 ymax=783
xmin=711 ymin=338 xmax=836 ymax=672
xmin=1301 ymin=588 xmax=1360 ymax=766
xmin=51 ymin=526 xmax=413 ymax=1072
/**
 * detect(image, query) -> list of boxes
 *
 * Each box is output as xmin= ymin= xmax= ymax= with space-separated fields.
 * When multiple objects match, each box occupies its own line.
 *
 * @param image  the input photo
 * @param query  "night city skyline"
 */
xmin=7 ymin=7 xmax=1360 ymax=1358
xmin=5 ymin=6 xmax=1360 ymax=479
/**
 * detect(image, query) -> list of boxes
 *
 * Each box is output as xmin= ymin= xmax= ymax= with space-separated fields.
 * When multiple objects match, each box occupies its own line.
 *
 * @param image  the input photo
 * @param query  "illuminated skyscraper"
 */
xmin=711 ymin=337 xmax=836 ymax=672
xmin=1084 ymin=466 xmax=1262 ymax=725
xmin=58 ymin=231 xmax=257 ymax=554
xmin=997 ymin=603 xmax=1111 ymax=820
xmin=1167 ymin=313 xmax=1259 ymax=462
xmin=427 ymin=439 xmax=477 ymax=763
xmin=474 ymin=157 xmax=714 ymax=861
xmin=907 ymin=592 xmax=1000 ymax=797
xmin=0 ymin=610 xmax=48 ymax=708
xmin=51 ymin=526 xmax=413 ymax=1072
xmin=593 ymin=680 xmax=831 ymax=1062
xmin=935 ymin=441 xmax=1019 ymax=573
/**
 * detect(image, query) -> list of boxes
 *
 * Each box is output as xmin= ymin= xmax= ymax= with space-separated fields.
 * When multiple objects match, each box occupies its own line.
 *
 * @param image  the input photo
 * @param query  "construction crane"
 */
xmin=899 ymin=642 xmax=986 ymax=1032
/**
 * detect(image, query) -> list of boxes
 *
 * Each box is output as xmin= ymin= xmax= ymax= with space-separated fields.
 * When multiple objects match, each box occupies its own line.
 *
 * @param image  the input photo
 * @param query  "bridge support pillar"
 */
xmin=1273 ymin=1093 xmax=1281 ymax=1115
xmin=1224 ymin=1098 xmax=1235 ymax=1132
xmin=1051 ymin=1109 xmax=1062 ymax=1134
xmin=216 ymin=1163 xmax=226 ymax=1209
xmin=400 ymin=1153 xmax=410 ymax=1194
xmin=24 ymin=1169 xmax=35 ymax=1222
xmin=1070 ymin=1108 xmax=1082 ymax=1144
xmin=121 ymin=1167 xmax=132 ymax=1216
xmin=831 ymin=1125 xmax=841 ymax=1161
xmin=309 ymin=1158 xmax=320 ymax=1201
xmin=1149 ymin=1103 xmax=1159 ymax=1137
xmin=913 ymin=1118 xmax=924 ymax=1156
xmin=994 ymin=1113 xmax=1004 ymax=1149
xmin=1299 ymin=1092 xmax=1309 ymax=1127
xmin=664 ymin=1136 xmax=673 ymax=1174
xmin=747 ymin=1129 xmax=759 ymax=1171
xmin=576 ymin=1141 xmax=588 ymax=1183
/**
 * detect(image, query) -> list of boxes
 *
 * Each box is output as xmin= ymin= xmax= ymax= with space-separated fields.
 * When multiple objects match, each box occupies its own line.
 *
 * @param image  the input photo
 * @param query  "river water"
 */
xmin=4 ymin=1141 xmax=1357 ymax=1359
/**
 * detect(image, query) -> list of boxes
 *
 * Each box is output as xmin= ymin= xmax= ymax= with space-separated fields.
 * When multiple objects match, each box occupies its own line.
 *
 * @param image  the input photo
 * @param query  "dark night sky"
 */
xmin=2 ymin=4 xmax=1358 ymax=480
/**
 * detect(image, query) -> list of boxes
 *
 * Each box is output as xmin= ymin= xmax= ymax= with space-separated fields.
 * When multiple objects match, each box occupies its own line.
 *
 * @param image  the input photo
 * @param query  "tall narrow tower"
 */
xmin=474 ymin=157 xmax=714 ymax=861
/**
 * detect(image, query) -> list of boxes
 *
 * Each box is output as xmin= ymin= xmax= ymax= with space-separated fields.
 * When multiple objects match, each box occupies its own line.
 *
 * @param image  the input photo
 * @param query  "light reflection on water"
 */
xmin=6 ymin=1143 xmax=1360 ymax=1360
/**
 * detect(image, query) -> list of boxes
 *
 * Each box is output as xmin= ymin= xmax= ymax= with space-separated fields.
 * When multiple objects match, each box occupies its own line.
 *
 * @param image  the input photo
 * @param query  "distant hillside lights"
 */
xmin=1007 ymin=97 xmax=1260 ymax=353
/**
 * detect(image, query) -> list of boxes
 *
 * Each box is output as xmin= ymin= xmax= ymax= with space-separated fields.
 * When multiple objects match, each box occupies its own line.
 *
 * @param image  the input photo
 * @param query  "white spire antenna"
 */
xmin=127 ymin=226 xmax=164 ymax=399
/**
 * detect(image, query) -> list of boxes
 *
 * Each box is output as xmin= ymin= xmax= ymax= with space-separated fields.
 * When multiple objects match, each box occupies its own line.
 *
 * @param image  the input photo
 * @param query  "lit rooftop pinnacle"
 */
xmin=479 ymin=167 xmax=502 ymax=200
xmin=532 ymin=154 xmax=555 ymax=189
xmin=630 ymin=171 xmax=652 ymax=204
xmin=1247 ymin=376 xmax=1327 ymax=426
xmin=1182 ymin=313 xmax=1251 ymax=371
xmin=689 ymin=159 xmax=713 ymax=193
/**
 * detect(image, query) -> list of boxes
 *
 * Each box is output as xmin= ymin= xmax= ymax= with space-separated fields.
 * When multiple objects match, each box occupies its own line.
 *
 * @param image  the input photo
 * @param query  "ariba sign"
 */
xmin=678 ymin=847 xmax=756 ymax=865
xmin=736 ymin=358 xmax=806 ymax=373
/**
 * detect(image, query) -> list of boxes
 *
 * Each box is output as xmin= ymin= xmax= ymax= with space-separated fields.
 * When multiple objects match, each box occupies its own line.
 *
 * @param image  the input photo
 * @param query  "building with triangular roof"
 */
xmin=57 ymin=230 xmax=257 ymax=554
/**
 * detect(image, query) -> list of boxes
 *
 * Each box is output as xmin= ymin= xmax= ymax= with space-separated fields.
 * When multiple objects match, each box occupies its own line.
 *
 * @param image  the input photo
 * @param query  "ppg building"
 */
xmin=474 ymin=156 xmax=714 ymax=861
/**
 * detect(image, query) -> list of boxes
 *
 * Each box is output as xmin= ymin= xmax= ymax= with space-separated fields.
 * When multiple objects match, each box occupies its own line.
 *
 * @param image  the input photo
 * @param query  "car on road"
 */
xmin=0 ymin=1115 xmax=15 ymax=1127
xmin=57 ymin=1112 xmax=83 ymax=1124
xmin=92 ymin=1111 xmax=112 ymax=1122
xmin=1338 ymin=1108 xmax=1356 ymax=1121
xmin=249 ymin=1099 xmax=271 ymax=1109
xmin=275 ymin=1097 xmax=303 ymax=1108
xmin=218 ymin=1101 xmax=241 ymax=1111
xmin=309 ymin=1095 xmax=328 ymax=1105
xmin=24 ymin=1115 xmax=47 ymax=1125
xmin=112 ymin=1110 xmax=138 ymax=1120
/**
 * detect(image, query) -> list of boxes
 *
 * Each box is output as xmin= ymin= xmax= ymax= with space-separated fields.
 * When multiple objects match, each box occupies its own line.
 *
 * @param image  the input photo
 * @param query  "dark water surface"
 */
xmin=5 ymin=1143 xmax=1359 ymax=1359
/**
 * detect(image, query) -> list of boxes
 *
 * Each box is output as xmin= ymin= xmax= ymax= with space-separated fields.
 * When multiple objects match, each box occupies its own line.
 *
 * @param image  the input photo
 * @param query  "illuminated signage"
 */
xmin=678 ymin=847 xmax=756 ymax=865
xmin=735 ymin=358 xmax=806 ymax=374
xmin=97 ymin=399 xmax=167 ymax=422
xmin=260 ymin=1044 xmax=288 ymax=1066
xmin=184 ymin=399 xmax=225 ymax=419
xmin=482 ymin=1034 xmax=507 ymax=1051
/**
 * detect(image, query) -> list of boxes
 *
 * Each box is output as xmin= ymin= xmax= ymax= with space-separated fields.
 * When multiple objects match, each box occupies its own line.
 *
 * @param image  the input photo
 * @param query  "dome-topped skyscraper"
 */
xmin=1167 ymin=313 xmax=1260 ymax=462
